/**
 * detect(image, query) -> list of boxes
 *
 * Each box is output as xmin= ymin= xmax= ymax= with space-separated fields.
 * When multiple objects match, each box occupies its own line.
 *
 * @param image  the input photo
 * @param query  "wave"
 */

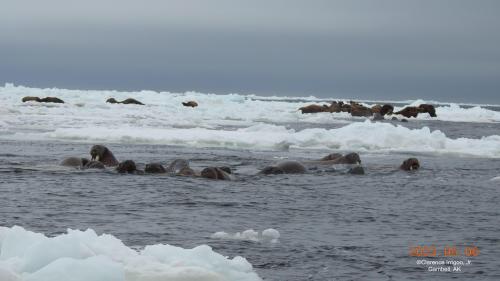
xmin=0 ymin=226 xmax=261 ymax=281
xmin=30 ymin=121 xmax=498 ymax=158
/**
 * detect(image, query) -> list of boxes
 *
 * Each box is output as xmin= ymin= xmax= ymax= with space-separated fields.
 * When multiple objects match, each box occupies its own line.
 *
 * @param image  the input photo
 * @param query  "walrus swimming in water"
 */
xmin=90 ymin=145 xmax=119 ymax=166
xmin=200 ymin=167 xmax=232 ymax=180
xmin=116 ymin=160 xmax=143 ymax=174
xmin=145 ymin=163 xmax=166 ymax=173
xmin=259 ymin=161 xmax=307 ymax=175
xmin=400 ymin=158 xmax=420 ymax=171
xmin=166 ymin=159 xmax=191 ymax=174
xmin=106 ymin=98 xmax=144 ymax=105
xmin=84 ymin=161 xmax=105 ymax=169
xmin=60 ymin=157 xmax=90 ymax=168
xmin=312 ymin=152 xmax=361 ymax=165
xmin=182 ymin=101 xmax=198 ymax=107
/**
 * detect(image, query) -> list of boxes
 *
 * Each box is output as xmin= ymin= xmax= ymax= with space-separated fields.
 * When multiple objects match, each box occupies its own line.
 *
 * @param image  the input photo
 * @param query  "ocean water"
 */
xmin=1 ymin=84 xmax=500 ymax=280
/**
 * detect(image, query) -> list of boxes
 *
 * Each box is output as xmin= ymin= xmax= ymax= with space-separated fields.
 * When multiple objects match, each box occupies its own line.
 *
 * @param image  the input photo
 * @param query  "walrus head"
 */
xmin=145 ymin=163 xmax=166 ymax=173
xmin=201 ymin=167 xmax=231 ymax=180
xmin=177 ymin=167 xmax=195 ymax=176
xmin=380 ymin=104 xmax=394 ymax=116
xmin=166 ymin=159 xmax=190 ymax=174
xmin=106 ymin=98 xmax=118 ymax=104
xmin=343 ymin=153 xmax=361 ymax=165
xmin=400 ymin=158 xmax=420 ymax=171
xmin=117 ymin=160 xmax=137 ymax=174
xmin=90 ymin=145 xmax=119 ymax=166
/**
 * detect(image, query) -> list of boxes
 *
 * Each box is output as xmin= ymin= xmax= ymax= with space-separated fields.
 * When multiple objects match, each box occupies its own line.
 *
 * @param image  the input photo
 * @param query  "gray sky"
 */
xmin=1 ymin=0 xmax=499 ymax=103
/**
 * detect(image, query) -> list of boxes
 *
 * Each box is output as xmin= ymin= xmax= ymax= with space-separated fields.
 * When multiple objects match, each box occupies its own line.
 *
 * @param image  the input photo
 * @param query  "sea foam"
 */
xmin=0 ymin=226 xmax=261 ymax=281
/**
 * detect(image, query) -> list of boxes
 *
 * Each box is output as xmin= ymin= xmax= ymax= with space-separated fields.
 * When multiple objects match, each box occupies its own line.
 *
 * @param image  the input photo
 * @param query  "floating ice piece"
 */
xmin=0 ymin=226 xmax=261 ymax=281
xmin=211 ymin=229 xmax=280 ymax=243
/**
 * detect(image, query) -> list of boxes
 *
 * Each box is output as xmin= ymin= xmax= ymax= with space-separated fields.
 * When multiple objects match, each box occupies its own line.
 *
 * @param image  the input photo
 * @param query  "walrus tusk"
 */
xmin=96 ymin=155 xmax=100 ymax=161
xmin=410 ymin=166 xmax=413 ymax=170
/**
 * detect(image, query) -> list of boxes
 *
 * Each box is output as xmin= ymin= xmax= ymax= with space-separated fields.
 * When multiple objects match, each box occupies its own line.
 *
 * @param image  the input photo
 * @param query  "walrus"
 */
xmin=166 ymin=159 xmax=191 ymax=174
xmin=350 ymin=104 xmax=372 ymax=117
xmin=60 ymin=157 xmax=90 ymax=167
xmin=418 ymin=104 xmax=437 ymax=117
xmin=22 ymin=96 xmax=41 ymax=102
xmin=182 ymin=101 xmax=198 ymax=107
xmin=312 ymin=152 xmax=361 ymax=165
xmin=106 ymin=98 xmax=144 ymax=105
xmin=380 ymin=104 xmax=394 ymax=116
xmin=400 ymin=158 xmax=420 ymax=171
xmin=22 ymin=96 xmax=64 ymax=103
xmin=117 ymin=160 xmax=143 ymax=174
xmin=259 ymin=160 xmax=307 ymax=175
xmin=121 ymin=98 xmax=144 ymax=105
xmin=200 ymin=167 xmax=232 ymax=180
xmin=299 ymin=104 xmax=329 ymax=114
xmin=348 ymin=166 xmax=365 ymax=175
xmin=84 ymin=161 xmax=105 ymax=169
xmin=394 ymin=106 xmax=419 ymax=118
xmin=177 ymin=167 xmax=196 ymax=176
xmin=39 ymin=97 xmax=64 ymax=103
xmin=89 ymin=145 xmax=119 ymax=166
xmin=145 ymin=163 xmax=166 ymax=173
xmin=371 ymin=104 xmax=382 ymax=114
xmin=106 ymin=98 xmax=119 ymax=104
xmin=327 ymin=101 xmax=342 ymax=113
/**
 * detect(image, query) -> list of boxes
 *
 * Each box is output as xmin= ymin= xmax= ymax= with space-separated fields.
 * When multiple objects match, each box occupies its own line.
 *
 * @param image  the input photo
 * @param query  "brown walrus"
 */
xmin=90 ymin=145 xmax=119 ymax=166
xmin=22 ymin=96 xmax=64 ymax=103
xmin=350 ymin=104 xmax=372 ymax=117
xmin=166 ymin=159 xmax=191 ymax=174
xmin=22 ymin=96 xmax=41 ymax=103
xmin=418 ymin=104 xmax=437 ymax=117
xmin=200 ymin=167 xmax=232 ymax=180
xmin=380 ymin=104 xmax=394 ymax=116
xmin=60 ymin=157 xmax=90 ymax=168
xmin=84 ymin=161 xmax=106 ymax=169
xmin=182 ymin=101 xmax=198 ymax=107
xmin=178 ymin=167 xmax=196 ymax=176
xmin=312 ymin=152 xmax=362 ymax=165
xmin=298 ymin=104 xmax=330 ymax=114
xmin=400 ymin=158 xmax=420 ymax=171
xmin=371 ymin=105 xmax=382 ymax=114
xmin=259 ymin=161 xmax=307 ymax=175
xmin=106 ymin=98 xmax=144 ymax=105
xmin=394 ymin=106 xmax=420 ymax=118
xmin=145 ymin=163 xmax=166 ymax=173
xmin=116 ymin=160 xmax=143 ymax=174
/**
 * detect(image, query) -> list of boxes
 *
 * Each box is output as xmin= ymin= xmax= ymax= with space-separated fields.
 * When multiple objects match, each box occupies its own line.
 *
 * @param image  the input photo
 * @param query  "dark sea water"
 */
xmin=1 ymin=118 xmax=499 ymax=280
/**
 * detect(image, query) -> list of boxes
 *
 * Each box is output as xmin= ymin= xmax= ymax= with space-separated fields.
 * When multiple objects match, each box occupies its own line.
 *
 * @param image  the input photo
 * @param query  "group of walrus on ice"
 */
xmin=22 ymin=96 xmax=423 ymax=179
xmin=61 ymin=145 xmax=421 ymax=180
xmin=21 ymin=95 xmax=436 ymax=119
